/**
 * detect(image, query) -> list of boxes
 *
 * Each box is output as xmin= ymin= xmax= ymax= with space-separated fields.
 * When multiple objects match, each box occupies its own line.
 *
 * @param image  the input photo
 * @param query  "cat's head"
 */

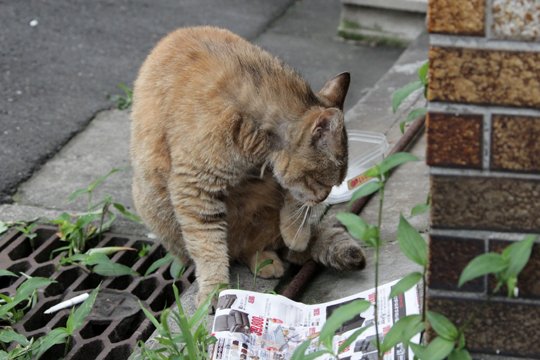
xmin=271 ymin=72 xmax=350 ymax=205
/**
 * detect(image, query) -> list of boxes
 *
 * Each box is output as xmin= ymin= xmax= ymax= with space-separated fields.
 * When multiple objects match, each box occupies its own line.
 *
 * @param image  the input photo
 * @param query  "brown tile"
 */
xmin=428 ymin=47 xmax=540 ymax=108
xmin=427 ymin=0 xmax=485 ymax=35
xmin=492 ymin=115 xmax=540 ymax=173
xmin=431 ymin=176 xmax=540 ymax=232
xmin=492 ymin=0 xmax=540 ymax=41
xmin=427 ymin=113 xmax=482 ymax=169
xmin=428 ymin=296 xmax=540 ymax=357
xmin=429 ymin=236 xmax=484 ymax=292
xmin=489 ymin=240 xmax=540 ymax=299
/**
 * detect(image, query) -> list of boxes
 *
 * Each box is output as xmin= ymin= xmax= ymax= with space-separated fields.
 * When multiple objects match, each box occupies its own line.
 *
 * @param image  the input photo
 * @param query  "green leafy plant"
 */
xmin=0 ymin=287 xmax=99 ymax=359
xmin=391 ymin=61 xmax=428 ymax=133
xmin=60 ymin=246 xmax=139 ymax=277
xmin=109 ymin=82 xmax=133 ymax=110
xmin=51 ymin=168 xmax=141 ymax=258
xmin=0 ymin=272 xmax=55 ymax=324
xmin=337 ymin=152 xmax=418 ymax=356
xmin=139 ymin=243 xmax=152 ymax=258
xmin=144 ymin=253 xmax=185 ymax=280
xmin=137 ymin=284 xmax=216 ymax=359
xmin=459 ymin=235 xmax=536 ymax=297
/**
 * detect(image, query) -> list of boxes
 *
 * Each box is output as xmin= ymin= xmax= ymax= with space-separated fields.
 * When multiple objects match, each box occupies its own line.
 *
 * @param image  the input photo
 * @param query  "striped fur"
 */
xmin=131 ymin=27 xmax=365 ymax=304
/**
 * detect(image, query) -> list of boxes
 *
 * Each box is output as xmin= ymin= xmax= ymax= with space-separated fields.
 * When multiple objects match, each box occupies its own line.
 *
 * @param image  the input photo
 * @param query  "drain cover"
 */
xmin=0 ymin=225 xmax=195 ymax=360
xmin=88 ymin=289 xmax=140 ymax=321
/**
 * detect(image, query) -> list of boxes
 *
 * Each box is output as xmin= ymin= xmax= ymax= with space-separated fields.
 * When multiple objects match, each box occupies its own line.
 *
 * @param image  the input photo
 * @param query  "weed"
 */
xmin=0 ymin=272 xmax=55 ymax=324
xmin=0 ymin=284 xmax=99 ymax=359
xmin=391 ymin=60 xmax=428 ymax=133
xmin=137 ymin=284 xmax=217 ymax=359
xmin=60 ymin=246 xmax=139 ymax=277
xmin=109 ymin=83 xmax=133 ymax=110
xmin=138 ymin=243 xmax=152 ymax=258
xmin=51 ymin=168 xmax=141 ymax=258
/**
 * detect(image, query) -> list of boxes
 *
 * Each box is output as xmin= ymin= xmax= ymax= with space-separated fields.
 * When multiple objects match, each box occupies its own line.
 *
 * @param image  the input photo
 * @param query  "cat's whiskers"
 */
xmin=292 ymin=205 xmax=311 ymax=245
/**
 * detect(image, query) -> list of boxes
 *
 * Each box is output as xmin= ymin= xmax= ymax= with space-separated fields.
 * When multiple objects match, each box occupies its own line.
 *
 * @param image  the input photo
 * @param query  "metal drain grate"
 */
xmin=0 ymin=225 xmax=195 ymax=359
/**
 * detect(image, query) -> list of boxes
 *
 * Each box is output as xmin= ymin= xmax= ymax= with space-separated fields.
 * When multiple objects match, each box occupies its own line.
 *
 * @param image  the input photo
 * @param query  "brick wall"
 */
xmin=426 ymin=0 xmax=540 ymax=357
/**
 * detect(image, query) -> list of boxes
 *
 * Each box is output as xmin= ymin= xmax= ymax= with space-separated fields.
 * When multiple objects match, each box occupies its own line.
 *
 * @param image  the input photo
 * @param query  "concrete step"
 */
xmin=339 ymin=0 xmax=427 ymax=44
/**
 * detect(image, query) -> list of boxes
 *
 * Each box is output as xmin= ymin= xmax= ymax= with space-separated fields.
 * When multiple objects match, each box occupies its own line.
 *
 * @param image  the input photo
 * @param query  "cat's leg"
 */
xmin=285 ymin=221 xmax=366 ymax=271
xmin=279 ymin=193 xmax=311 ymax=252
xmin=168 ymin=174 xmax=230 ymax=305
xmin=247 ymin=250 xmax=285 ymax=279
xmin=132 ymin=177 xmax=190 ymax=265
xmin=310 ymin=222 xmax=366 ymax=270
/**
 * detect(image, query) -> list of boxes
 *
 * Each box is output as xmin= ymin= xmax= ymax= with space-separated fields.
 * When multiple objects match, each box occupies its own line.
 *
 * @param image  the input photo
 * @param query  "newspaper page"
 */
xmin=209 ymin=280 xmax=420 ymax=360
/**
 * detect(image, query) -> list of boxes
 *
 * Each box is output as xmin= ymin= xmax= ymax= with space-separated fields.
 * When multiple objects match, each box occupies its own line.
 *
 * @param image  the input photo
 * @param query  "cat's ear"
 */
xmin=317 ymin=72 xmax=350 ymax=110
xmin=311 ymin=109 xmax=343 ymax=150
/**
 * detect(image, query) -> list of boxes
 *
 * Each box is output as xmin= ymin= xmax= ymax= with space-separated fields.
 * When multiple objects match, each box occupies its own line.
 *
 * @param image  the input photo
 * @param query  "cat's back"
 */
xmin=133 ymin=26 xmax=268 ymax=111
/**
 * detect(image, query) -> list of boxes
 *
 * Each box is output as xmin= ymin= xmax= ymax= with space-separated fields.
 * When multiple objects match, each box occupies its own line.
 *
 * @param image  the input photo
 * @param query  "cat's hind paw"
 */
xmin=250 ymin=251 xmax=285 ymax=279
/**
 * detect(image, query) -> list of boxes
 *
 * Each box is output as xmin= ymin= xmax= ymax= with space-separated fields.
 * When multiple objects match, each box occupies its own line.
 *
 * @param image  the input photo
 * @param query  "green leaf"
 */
xmin=401 ymin=107 xmax=427 ymax=133
xmin=113 ymin=203 xmax=142 ymax=223
xmin=290 ymin=341 xmax=331 ymax=360
xmin=93 ymin=260 xmax=138 ymax=277
xmin=379 ymin=152 xmax=419 ymax=175
xmin=427 ymin=311 xmax=459 ymax=341
xmin=140 ymin=301 xmax=163 ymax=335
xmin=397 ymin=215 xmax=428 ymax=266
xmin=87 ymin=168 xmax=120 ymax=193
xmin=0 ymin=269 xmax=17 ymax=277
xmin=66 ymin=286 xmax=99 ymax=334
xmin=290 ymin=340 xmax=311 ymax=360
xmin=365 ymin=152 xmax=418 ymax=177
xmin=380 ymin=314 xmax=422 ymax=352
xmin=86 ymin=246 xmax=135 ymax=256
xmin=169 ymin=259 xmax=184 ymax=279
xmin=336 ymin=213 xmax=368 ymax=242
xmin=410 ymin=202 xmax=430 ymax=217
xmin=410 ymin=342 xmax=426 ymax=359
xmin=349 ymin=181 xmax=382 ymax=203
xmin=33 ymin=327 xmax=69 ymax=358
xmin=145 ymin=253 xmax=174 ymax=276
xmin=503 ymin=235 xmax=536 ymax=277
xmin=458 ymin=253 xmax=508 ymax=287
xmin=338 ymin=326 xmax=370 ymax=353
xmin=83 ymin=252 xmax=110 ymax=266
xmin=14 ymin=277 xmax=55 ymax=304
xmin=67 ymin=188 xmax=89 ymax=202
xmin=449 ymin=348 xmax=473 ymax=360
xmin=319 ymin=299 xmax=371 ymax=349
xmin=422 ymin=337 xmax=455 ymax=360
xmin=392 ymin=80 xmax=423 ymax=113
xmin=389 ymin=272 xmax=422 ymax=299
xmin=418 ymin=61 xmax=429 ymax=85
xmin=0 ymin=221 xmax=8 ymax=235
xmin=0 ymin=328 xmax=29 ymax=346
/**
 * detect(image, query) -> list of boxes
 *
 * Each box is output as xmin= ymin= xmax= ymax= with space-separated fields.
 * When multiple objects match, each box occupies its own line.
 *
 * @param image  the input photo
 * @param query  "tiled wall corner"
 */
xmin=428 ymin=0 xmax=540 ymax=356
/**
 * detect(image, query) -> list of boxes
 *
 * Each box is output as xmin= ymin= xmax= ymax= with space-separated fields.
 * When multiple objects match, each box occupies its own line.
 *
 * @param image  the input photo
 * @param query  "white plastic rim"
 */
xmin=325 ymin=130 xmax=389 ymax=205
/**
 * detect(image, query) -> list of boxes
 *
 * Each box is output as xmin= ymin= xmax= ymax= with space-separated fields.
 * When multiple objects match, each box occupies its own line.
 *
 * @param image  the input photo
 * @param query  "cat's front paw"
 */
xmin=334 ymin=244 xmax=366 ymax=271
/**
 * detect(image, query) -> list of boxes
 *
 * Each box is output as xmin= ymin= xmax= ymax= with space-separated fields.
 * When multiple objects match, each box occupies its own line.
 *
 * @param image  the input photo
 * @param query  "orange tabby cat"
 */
xmin=131 ymin=27 xmax=365 ymax=304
